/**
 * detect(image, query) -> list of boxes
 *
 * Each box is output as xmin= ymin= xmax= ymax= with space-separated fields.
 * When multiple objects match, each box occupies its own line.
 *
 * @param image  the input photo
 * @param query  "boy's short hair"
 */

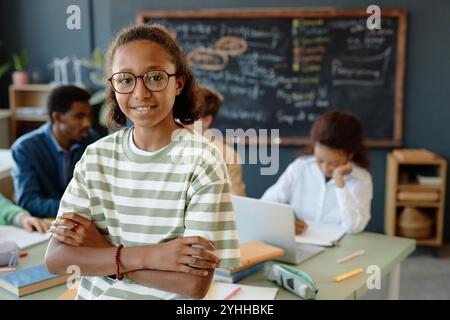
xmin=197 ymin=85 xmax=224 ymax=121
xmin=47 ymin=85 xmax=91 ymax=121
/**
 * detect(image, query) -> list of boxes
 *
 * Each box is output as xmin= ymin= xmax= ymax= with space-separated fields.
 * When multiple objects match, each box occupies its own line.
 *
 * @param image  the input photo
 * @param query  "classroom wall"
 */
xmin=1 ymin=0 xmax=449 ymax=240
xmin=0 ymin=0 xmax=93 ymax=105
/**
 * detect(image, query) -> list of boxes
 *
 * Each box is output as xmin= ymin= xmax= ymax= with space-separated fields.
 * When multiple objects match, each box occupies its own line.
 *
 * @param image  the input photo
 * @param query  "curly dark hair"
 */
xmin=309 ymin=110 xmax=370 ymax=169
xmin=105 ymin=24 xmax=200 ymax=127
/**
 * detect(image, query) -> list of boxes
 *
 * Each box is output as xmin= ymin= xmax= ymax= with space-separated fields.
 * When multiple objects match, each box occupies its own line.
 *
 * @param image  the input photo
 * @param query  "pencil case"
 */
xmin=266 ymin=263 xmax=319 ymax=300
xmin=0 ymin=241 xmax=20 ymax=267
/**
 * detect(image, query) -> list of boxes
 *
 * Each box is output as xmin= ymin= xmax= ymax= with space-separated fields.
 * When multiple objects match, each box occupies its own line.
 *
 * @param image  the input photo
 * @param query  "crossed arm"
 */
xmin=45 ymin=213 xmax=219 ymax=299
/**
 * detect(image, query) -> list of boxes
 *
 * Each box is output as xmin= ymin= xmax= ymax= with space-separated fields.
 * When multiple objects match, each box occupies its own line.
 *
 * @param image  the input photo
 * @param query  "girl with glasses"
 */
xmin=45 ymin=24 xmax=240 ymax=300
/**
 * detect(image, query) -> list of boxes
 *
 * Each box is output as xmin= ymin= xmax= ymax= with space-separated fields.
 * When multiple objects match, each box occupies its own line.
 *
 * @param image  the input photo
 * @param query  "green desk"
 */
xmin=240 ymin=232 xmax=415 ymax=300
xmin=0 ymin=232 xmax=415 ymax=300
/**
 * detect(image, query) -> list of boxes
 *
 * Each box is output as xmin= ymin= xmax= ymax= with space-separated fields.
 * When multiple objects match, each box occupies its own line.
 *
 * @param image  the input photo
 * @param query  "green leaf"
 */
xmin=12 ymin=50 xmax=28 ymax=71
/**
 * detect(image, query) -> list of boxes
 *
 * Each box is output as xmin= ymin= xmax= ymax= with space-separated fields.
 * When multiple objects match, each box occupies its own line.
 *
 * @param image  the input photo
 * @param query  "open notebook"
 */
xmin=295 ymin=221 xmax=346 ymax=247
xmin=0 ymin=226 xmax=50 ymax=249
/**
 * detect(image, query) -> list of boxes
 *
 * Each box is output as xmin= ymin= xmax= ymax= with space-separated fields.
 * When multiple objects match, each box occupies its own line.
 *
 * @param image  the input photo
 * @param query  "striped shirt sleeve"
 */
xmin=183 ymin=147 xmax=241 ymax=269
xmin=57 ymin=153 xmax=92 ymax=220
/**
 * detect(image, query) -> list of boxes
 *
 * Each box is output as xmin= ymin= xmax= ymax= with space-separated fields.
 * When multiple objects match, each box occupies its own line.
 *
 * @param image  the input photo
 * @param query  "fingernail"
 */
xmin=203 ymin=271 xmax=208 ymax=276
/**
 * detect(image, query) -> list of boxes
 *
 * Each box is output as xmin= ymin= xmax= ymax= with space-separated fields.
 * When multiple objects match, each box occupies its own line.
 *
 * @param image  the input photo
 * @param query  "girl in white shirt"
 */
xmin=262 ymin=110 xmax=373 ymax=234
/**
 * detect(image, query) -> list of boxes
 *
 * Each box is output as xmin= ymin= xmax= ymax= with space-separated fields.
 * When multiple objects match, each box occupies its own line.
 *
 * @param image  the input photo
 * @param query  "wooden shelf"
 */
xmin=393 ymin=159 xmax=444 ymax=165
xmin=12 ymin=84 xmax=53 ymax=91
xmin=396 ymin=201 xmax=440 ymax=208
xmin=9 ymin=84 xmax=52 ymax=142
xmin=397 ymin=183 xmax=443 ymax=191
xmin=416 ymin=238 xmax=442 ymax=246
xmin=385 ymin=149 xmax=446 ymax=247
xmin=15 ymin=116 xmax=49 ymax=122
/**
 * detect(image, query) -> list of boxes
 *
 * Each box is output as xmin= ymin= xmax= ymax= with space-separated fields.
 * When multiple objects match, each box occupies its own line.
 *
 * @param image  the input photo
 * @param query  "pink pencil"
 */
xmin=224 ymin=287 xmax=242 ymax=300
xmin=336 ymin=250 xmax=365 ymax=264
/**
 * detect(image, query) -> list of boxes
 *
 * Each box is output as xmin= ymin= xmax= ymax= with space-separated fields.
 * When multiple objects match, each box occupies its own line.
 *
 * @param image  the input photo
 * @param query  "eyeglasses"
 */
xmin=108 ymin=70 xmax=177 ymax=94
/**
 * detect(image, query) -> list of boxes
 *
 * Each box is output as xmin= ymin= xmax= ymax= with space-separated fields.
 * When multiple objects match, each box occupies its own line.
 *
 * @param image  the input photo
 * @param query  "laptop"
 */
xmin=231 ymin=196 xmax=324 ymax=265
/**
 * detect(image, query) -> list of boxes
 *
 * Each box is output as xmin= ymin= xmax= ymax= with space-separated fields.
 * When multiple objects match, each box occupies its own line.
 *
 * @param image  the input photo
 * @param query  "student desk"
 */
xmin=240 ymin=232 xmax=415 ymax=300
xmin=0 ymin=232 xmax=415 ymax=300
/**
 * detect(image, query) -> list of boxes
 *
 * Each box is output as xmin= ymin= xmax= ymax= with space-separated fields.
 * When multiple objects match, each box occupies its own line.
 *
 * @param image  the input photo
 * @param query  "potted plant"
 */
xmin=12 ymin=50 xmax=29 ymax=86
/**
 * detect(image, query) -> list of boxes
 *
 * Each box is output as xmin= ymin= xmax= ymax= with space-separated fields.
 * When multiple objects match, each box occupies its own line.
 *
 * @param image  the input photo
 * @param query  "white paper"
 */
xmin=203 ymin=282 xmax=278 ymax=300
xmin=295 ymin=221 xmax=346 ymax=247
xmin=0 ymin=225 xmax=50 ymax=249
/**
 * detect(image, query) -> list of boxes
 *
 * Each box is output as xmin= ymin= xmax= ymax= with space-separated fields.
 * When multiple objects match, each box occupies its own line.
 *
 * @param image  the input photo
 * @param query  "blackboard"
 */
xmin=137 ymin=9 xmax=407 ymax=146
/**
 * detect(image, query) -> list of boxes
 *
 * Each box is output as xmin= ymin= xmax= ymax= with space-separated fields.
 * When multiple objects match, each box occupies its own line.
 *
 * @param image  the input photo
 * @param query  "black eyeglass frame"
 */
xmin=108 ymin=70 xmax=177 ymax=94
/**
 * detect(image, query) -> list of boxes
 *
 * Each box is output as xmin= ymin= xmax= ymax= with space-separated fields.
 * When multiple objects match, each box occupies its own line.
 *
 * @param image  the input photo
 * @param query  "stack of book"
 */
xmin=214 ymin=241 xmax=284 ymax=283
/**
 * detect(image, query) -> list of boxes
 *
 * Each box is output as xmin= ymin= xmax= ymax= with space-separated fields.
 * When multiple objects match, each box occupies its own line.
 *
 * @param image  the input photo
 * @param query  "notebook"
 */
xmin=215 ymin=241 xmax=284 ymax=275
xmin=0 ymin=264 xmax=69 ymax=297
xmin=295 ymin=221 xmax=346 ymax=247
xmin=0 ymin=225 xmax=50 ymax=249
xmin=203 ymin=282 xmax=278 ymax=300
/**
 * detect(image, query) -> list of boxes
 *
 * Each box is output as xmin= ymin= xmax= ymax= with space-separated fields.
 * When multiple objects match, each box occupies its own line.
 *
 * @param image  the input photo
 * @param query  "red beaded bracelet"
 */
xmin=115 ymin=244 xmax=124 ymax=281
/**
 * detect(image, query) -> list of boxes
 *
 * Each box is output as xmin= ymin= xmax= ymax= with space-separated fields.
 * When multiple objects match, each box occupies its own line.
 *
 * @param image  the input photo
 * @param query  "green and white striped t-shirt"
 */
xmin=57 ymin=127 xmax=241 ymax=300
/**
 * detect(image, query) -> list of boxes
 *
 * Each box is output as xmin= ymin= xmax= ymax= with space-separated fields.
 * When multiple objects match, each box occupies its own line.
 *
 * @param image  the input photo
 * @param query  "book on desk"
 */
xmin=0 ymin=264 xmax=69 ymax=297
xmin=214 ymin=240 xmax=284 ymax=283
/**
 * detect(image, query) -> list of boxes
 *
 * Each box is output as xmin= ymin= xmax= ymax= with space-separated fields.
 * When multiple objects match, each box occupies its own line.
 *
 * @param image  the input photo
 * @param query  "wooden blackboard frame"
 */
xmin=136 ymin=9 xmax=407 ymax=147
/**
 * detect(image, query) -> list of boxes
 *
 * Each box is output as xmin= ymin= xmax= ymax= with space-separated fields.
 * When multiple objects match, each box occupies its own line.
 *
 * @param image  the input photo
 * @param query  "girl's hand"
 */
xmin=20 ymin=215 xmax=50 ymax=233
xmin=295 ymin=219 xmax=308 ymax=235
xmin=333 ymin=162 xmax=353 ymax=187
xmin=49 ymin=212 xmax=111 ymax=248
xmin=147 ymin=236 xmax=220 ymax=277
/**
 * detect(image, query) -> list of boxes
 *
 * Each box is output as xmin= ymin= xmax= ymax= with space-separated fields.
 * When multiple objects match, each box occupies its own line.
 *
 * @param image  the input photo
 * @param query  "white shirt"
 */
xmin=128 ymin=128 xmax=166 ymax=156
xmin=261 ymin=156 xmax=373 ymax=233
